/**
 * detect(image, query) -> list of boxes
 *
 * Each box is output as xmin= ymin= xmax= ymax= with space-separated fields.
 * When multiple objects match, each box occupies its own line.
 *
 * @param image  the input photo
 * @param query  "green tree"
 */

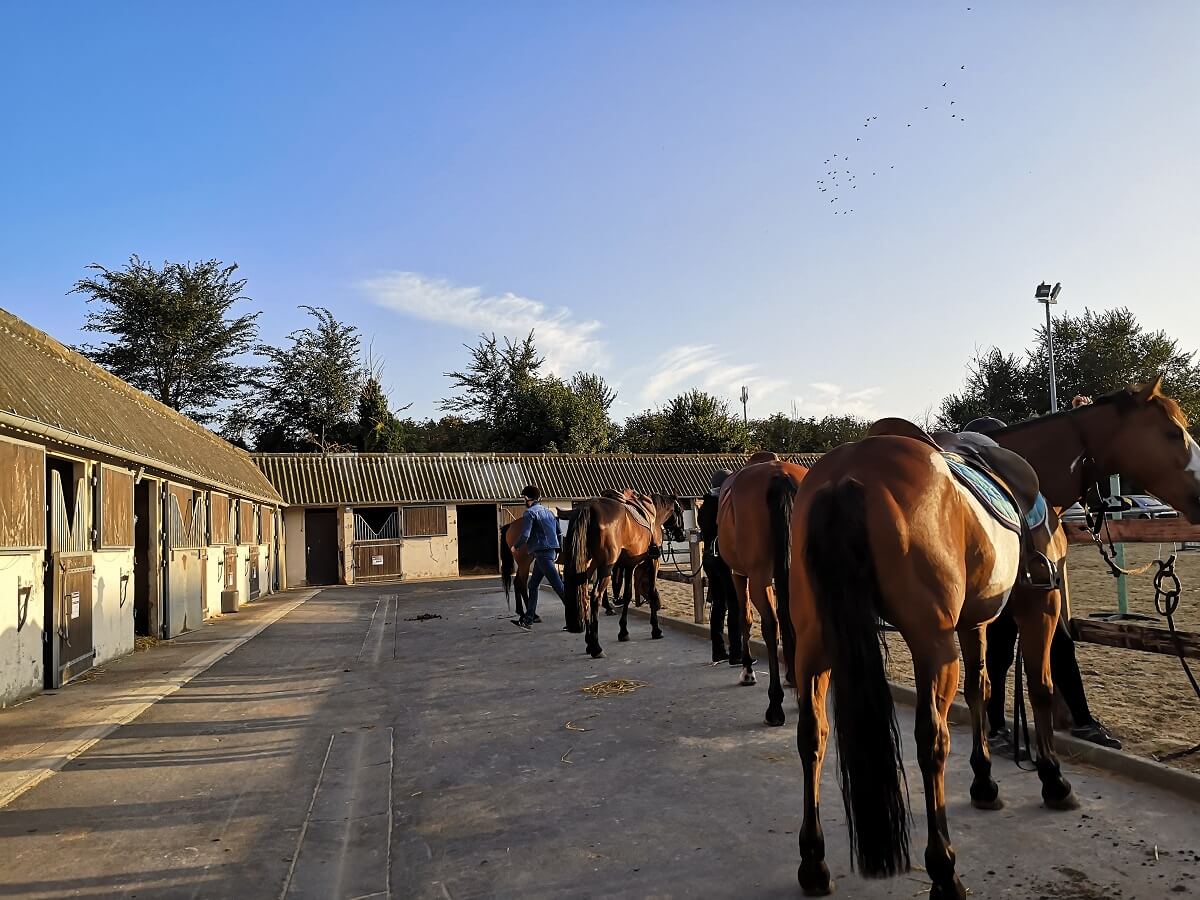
xmin=938 ymin=348 xmax=1036 ymax=430
xmin=248 ymin=306 xmax=363 ymax=451
xmin=442 ymin=332 xmax=542 ymax=432
xmin=749 ymin=412 xmax=870 ymax=452
xmin=73 ymin=256 xmax=260 ymax=424
xmin=623 ymin=390 xmax=750 ymax=453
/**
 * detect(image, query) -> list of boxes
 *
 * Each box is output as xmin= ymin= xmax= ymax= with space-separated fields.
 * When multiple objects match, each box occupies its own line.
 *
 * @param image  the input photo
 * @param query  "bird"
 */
xmin=961 ymin=65 xmax=966 ymax=69
xmin=907 ymin=123 xmax=911 ymax=127
xmin=924 ymin=106 xmax=929 ymax=110
xmin=943 ymin=82 xmax=948 ymax=87
xmin=950 ymin=100 xmax=955 ymax=105
xmin=872 ymin=172 xmax=876 ymax=175
xmin=856 ymin=137 xmax=860 ymax=141
xmin=890 ymin=165 xmax=894 ymax=168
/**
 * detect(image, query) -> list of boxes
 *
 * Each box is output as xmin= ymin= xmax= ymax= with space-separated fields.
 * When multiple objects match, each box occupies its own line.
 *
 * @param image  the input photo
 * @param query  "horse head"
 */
xmin=652 ymin=492 xmax=688 ymax=543
xmin=1086 ymin=376 xmax=1200 ymax=523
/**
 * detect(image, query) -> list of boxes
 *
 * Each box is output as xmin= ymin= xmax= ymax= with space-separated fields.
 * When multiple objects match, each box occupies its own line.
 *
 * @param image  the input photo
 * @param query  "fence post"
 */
xmin=1109 ymin=475 xmax=1129 ymax=615
xmin=689 ymin=531 xmax=706 ymax=624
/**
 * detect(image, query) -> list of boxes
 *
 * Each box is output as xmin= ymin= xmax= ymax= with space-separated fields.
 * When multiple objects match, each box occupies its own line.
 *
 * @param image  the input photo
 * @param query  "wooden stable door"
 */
xmin=47 ymin=553 xmax=95 ymax=687
xmin=305 ymin=509 xmax=339 ymax=585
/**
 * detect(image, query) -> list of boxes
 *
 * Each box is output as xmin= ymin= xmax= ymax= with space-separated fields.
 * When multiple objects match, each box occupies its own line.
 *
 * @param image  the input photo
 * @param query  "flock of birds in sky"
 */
xmin=819 ymin=8 xmax=974 ymax=217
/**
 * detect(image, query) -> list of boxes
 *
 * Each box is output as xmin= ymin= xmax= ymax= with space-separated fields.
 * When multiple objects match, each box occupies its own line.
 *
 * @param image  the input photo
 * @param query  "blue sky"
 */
xmin=2 ymin=2 xmax=1197 ymax=423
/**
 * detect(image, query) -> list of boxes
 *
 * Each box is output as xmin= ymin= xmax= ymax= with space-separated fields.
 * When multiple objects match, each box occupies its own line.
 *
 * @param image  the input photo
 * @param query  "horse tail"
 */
xmin=563 ymin=504 xmax=591 ymax=632
xmin=767 ymin=471 xmax=798 ymax=662
xmin=499 ymin=522 xmax=514 ymax=610
xmin=805 ymin=477 xmax=910 ymax=878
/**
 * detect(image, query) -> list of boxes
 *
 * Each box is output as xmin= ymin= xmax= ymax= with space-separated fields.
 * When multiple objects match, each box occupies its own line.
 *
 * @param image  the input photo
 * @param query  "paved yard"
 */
xmin=0 ymin=581 xmax=1197 ymax=899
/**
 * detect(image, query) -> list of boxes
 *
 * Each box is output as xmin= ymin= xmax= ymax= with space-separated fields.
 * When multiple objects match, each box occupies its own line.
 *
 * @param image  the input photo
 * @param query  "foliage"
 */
xmin=73 ymin=256 xmax=260 ymax=424
xmin=246 ymin=306 xmax=363 ymax=451
xmin=938 ymin=308 xmax=1200 ymax=435
xmin=748 ymin=412 xmax=871 ymax=452
xmin=623 ymin=390 xmax=750 ymax=453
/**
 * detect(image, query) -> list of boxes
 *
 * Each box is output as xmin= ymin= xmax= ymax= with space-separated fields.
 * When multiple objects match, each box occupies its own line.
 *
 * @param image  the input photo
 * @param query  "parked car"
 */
xmin=1060 ymin=495 xmax=1177 ymax=523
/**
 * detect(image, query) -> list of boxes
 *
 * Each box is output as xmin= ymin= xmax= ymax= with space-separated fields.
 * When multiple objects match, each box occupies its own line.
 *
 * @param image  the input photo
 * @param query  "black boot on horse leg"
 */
xmin=959 ymin=625 xmax=1002 ymax=810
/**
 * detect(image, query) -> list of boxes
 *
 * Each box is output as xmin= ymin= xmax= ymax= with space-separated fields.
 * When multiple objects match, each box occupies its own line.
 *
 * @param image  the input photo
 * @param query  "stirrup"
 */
xmin=1019 ymin=550 xmax=1060 ymax=591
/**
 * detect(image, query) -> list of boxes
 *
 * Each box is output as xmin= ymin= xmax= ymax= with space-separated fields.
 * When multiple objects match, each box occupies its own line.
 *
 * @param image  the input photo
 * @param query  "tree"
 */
xmin=939 ymin=308 xmax=1200 ymax=435
xmin=442 ymin=332 xmax=542 ymax=431
xmin=440 ymin=331 xmax=618 ymax=452
xmin=248 ymin=306 xmax=363 ymax=451
xmin=73 ymin=256 xmax=260 ymax=424
xmin=356 ymin=356 xmax=414 ymax=452
xmin=623 ymin=390 xmax=750 ymax=453
xmin=938 ymin=348 xmax=1036 ymax=430
xmin=749 ymin=412 xmax=871 ymax=452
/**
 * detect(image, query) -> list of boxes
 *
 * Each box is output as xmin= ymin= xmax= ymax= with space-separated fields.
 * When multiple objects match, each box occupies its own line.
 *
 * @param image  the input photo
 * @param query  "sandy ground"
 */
xmin=654 ymin=544 xmax=1200 ymax=772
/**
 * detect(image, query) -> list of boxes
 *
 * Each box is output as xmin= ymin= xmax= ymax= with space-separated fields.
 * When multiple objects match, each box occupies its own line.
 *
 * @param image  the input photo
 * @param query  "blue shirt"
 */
xmin=516 ymin=503 xmax=561 ymax=553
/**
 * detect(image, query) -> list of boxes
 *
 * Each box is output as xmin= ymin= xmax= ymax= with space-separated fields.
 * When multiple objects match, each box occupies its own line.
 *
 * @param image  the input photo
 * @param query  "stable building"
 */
xmin=253 ymin=452 xmax=819 ymax=587
xmin=0 ymin=309 xmax=285 ymax=706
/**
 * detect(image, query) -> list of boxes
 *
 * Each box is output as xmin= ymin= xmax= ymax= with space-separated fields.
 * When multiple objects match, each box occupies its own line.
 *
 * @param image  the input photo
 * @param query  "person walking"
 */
xmin=513 ymin=484 xmax=566 ymax=630
xmin=698 ymin=469 xmax=741 ymax=664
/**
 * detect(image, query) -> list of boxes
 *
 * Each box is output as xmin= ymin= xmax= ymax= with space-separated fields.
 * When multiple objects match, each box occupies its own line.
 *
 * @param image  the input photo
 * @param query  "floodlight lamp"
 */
xmin=1050 ymin=282 xmax=1062 ymax=302
xmin=1034 ymin=282 xmax=1052 ymax=303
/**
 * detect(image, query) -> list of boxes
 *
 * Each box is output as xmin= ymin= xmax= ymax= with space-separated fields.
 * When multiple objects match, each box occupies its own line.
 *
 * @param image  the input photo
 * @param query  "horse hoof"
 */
xmin=798 ymin=861 xmax=833 ymax=896
xmin=604 ymin=608 xmax=615 ymax=616
xmin=1044 ymin=788 xmax=1079 ymax=811
xmin=738 ymin=672 xmax=757 ymax=686
xmin=970 ymin=780 xmax=1002 ymax=810
xmin=764 ymin=708 xmax=785 ymax=727
xmin=929 ymin=876 xmax=967 ymax=900
xmin=651 ymin=631 xmax=663 ymax=640
xmin=589 ymin=649 xmax=605 ymax=659
xmin=618 ymin=633 xmax=630 ymax=642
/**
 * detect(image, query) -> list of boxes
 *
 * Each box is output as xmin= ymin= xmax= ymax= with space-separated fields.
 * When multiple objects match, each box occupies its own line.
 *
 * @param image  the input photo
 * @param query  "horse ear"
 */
xmin=1136 ymin=374 xmax=1166 ymax=401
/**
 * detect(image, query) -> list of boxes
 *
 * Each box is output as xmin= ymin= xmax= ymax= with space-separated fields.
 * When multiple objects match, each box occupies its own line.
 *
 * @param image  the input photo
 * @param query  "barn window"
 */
xmin=259 ymin=505 xmax=273 ymax=545
xmin=403 ymin=505 xmax=448 ymax=537
xmin=209 ymin=492 xmax=233 ymax=545
xmin=98 ymin=466 xmax=135 ymax=549
xmin=0 ymin=436 xmax=45 ymax=551
xmin=239 ymin=500 xmax=255 ymax=545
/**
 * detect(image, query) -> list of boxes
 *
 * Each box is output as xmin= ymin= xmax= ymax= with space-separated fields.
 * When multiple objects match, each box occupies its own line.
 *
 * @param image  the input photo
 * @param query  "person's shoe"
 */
xmin=988 ymin=725 xmax=1013 ymax=749
xmin=1071 ymin=718 xmax=1122 ymax=750
xmin=712 ymin=646 xmax=729 ymax=664
xmin=511 ymin=617 xmax=531 ymax=630
xmin=530 ymin=615 xmax=542 ymax=624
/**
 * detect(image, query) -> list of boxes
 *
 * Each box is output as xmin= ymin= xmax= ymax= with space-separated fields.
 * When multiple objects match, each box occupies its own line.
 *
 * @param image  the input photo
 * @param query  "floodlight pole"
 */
xmin=1035 ymin=282 xmax=1062 ymax=413
xmin=740 ymin=386 xmax=749 ymax=425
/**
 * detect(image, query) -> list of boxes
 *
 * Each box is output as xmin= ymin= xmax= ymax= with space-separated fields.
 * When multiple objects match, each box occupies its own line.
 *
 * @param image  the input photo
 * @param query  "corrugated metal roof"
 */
xmin=0 ymin=307 xmax=283 ymax=504
xmin=253 ymin=452 xmax=824 ymax=506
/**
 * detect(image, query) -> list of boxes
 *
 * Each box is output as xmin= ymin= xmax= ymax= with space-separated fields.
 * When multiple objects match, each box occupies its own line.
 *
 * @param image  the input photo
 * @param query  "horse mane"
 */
xmin=994 ymin=381 xmax=1188 ymax=436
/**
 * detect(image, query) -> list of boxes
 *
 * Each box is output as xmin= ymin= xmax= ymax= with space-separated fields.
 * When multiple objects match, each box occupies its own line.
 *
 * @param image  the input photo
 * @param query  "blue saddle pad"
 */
xmin=944 ymin=453 xmax=1021 ymax=532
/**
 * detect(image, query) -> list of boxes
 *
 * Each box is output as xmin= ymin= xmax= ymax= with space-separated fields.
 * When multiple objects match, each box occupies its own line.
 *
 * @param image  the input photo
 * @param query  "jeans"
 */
xmin=526 ymin=550 xmax=565 ymax=617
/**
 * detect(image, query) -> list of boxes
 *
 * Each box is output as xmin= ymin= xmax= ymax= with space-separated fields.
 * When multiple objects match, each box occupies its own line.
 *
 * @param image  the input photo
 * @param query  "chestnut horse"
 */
xmin=716 ymin=452 xmax=808 ymax=726
xmin=563 ymin=493 xmax=686 ymax=658
xmin=788 ymin=379 xmax=1200 ymax=899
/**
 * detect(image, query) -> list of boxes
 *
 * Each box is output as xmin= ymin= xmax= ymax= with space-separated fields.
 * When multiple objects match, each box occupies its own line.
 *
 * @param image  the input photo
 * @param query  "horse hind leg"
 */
xmin=646 ymin=563 xmax=664 ymax=639
xmin=914 ymin=639 xmax=967 ymax=900
xmin=959 ymin=624 xmax=1002 ymax=810
xmin=586 ymin=567 xmax=609 ymax=658
xmin=755 ymin=579 xmax=785 ymax=726
xmin=796 ymin=663 xmax=833 ymax=896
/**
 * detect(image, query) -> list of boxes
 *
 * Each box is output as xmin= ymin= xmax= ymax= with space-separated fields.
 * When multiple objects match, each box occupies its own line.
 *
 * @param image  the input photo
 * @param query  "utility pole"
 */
xmin=739 ymin=385 xmax=749 ymax=425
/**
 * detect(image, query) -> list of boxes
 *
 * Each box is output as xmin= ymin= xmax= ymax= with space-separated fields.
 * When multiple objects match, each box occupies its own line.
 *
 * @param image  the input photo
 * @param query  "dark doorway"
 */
xmin=305 ymin=509 xmax=339 ymax=585
xmin=133 ymin=479 xmax=155 ymax=636
xmin=456 ymin=504 xmax=500 ymax=575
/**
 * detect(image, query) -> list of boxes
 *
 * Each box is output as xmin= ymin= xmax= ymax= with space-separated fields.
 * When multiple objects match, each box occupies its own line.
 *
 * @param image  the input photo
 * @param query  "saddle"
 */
xmin=600 ymin=489 xmax=661 ymax=548
xmin=868 ymin=418 xmax=1058 ymax=589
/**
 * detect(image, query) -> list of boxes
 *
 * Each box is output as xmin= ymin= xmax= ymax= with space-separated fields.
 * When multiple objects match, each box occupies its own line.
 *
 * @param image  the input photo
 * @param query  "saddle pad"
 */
xmin=1025 ymin=493 xmax=1048 ymax=532
xmin=943 ymin=453 xmax=1021 ymax=533
xmin=623 ymin=500 xmax=655 ymax=531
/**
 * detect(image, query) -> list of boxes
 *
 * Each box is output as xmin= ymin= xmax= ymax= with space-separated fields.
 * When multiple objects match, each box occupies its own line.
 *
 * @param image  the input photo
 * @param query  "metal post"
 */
xmin=740 ymin=386 xmax=749 ymax=425
xmin=1045 ymin=301 xmax=1058 ymax=413
xmin=1109 ymin=474 xmax=1128 ymax=615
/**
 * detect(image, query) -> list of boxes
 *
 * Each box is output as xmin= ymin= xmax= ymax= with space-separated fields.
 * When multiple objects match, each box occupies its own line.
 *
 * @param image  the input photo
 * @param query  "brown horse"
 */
xmin=788 ymin=378 xmax=1200 ymax=899
xmin=716 ymin=452 xmax=808 ymax=726
xmin=563 ymin=493 xmax=686 ymax=658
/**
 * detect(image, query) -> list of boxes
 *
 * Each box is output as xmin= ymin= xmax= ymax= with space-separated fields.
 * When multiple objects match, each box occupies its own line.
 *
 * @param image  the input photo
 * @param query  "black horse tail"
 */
xmin=767 ymin=471 xmax=798 ymax=667
xmin=805 ymin=477 xmax=910 ymax=878
xmin=562 ymin=505 xmax=590 ymax=632
xmin=499 ymin=522 xmax=515 ymax=611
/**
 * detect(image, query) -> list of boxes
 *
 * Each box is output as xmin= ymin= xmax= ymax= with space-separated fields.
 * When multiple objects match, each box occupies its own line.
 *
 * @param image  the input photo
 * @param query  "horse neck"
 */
xmin=995 ymin=405 xmax=1119 ymax=507
xmin=651 ymin=498 xmax=672 ymax=525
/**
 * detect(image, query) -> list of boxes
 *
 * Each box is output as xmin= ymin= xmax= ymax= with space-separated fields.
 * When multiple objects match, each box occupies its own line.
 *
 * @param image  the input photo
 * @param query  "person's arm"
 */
xmin=515 ymin=508 xmax=535 ymax=548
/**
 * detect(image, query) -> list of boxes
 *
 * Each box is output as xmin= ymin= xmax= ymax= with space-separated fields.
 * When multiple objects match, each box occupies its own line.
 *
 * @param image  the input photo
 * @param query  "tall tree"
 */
xmin=623 ymin=390 xmax=750 ymax=453
xmin=442 ymin=332 xmax=542 ymax=431
xmin=356 ymin=357 xmax=414 ymax=452
xmin=938 ymin=348 xmax=1036 ymax=430
xmin=73 ymin=256 xmax=260 ymax=424
xmin=249 ymin=306 xmax=363 ymax=451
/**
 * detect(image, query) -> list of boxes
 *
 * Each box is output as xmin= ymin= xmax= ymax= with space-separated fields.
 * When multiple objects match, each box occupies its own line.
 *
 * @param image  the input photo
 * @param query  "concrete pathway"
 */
xmin=0 ymin=581 xmax=1197 ymax=899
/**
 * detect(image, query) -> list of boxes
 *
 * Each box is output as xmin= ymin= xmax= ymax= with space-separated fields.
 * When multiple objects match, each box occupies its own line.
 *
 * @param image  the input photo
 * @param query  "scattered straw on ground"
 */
xmin=134 ymin=636 xmax=174 ymax=652
xmin=581 ymin=679 xmax=648 ymax=698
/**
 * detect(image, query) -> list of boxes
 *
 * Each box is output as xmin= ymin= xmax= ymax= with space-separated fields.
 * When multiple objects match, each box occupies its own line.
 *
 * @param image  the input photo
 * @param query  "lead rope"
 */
xmin=1151 ymin=556 xmax=1200 ymax=760
xmin=1011 ymin=650 xmax=1035 ymax=770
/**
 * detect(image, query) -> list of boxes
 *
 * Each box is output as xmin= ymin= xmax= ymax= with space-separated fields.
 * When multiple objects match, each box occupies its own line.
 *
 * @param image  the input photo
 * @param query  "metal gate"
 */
xmin=48 ymin=553 xmax=95 ymax=687
xmin=248 ymin=545 xmax=260 ymax=599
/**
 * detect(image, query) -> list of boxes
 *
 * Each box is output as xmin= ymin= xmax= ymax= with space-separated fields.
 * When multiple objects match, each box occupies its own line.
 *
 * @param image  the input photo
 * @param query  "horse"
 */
xmin=500 ymin=514 xmax=629 ymax=625
xmin=563 ymin=492 xmax=687 ymax=658
xmin=787 ymin=378 xmax=1200 ymax=899
xmin=715 ymin=451 xmax=808 ymax=726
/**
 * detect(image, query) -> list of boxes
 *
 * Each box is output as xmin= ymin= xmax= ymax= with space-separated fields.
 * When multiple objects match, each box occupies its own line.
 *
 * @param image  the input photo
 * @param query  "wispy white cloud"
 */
xmin=639 ymin=344 xmax=789 ymax=412
xmin=793 ymin=383 xmax=882 ymax=418
xmin=360 ymin=271 xmax=607 ymax=374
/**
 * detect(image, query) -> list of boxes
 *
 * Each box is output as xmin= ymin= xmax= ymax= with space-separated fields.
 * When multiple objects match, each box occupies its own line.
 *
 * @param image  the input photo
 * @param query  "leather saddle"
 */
xmin=868 ymin=418 xmax=1057 ymax=589
xmin=600 ymin=489 xmax=660 ymax=538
